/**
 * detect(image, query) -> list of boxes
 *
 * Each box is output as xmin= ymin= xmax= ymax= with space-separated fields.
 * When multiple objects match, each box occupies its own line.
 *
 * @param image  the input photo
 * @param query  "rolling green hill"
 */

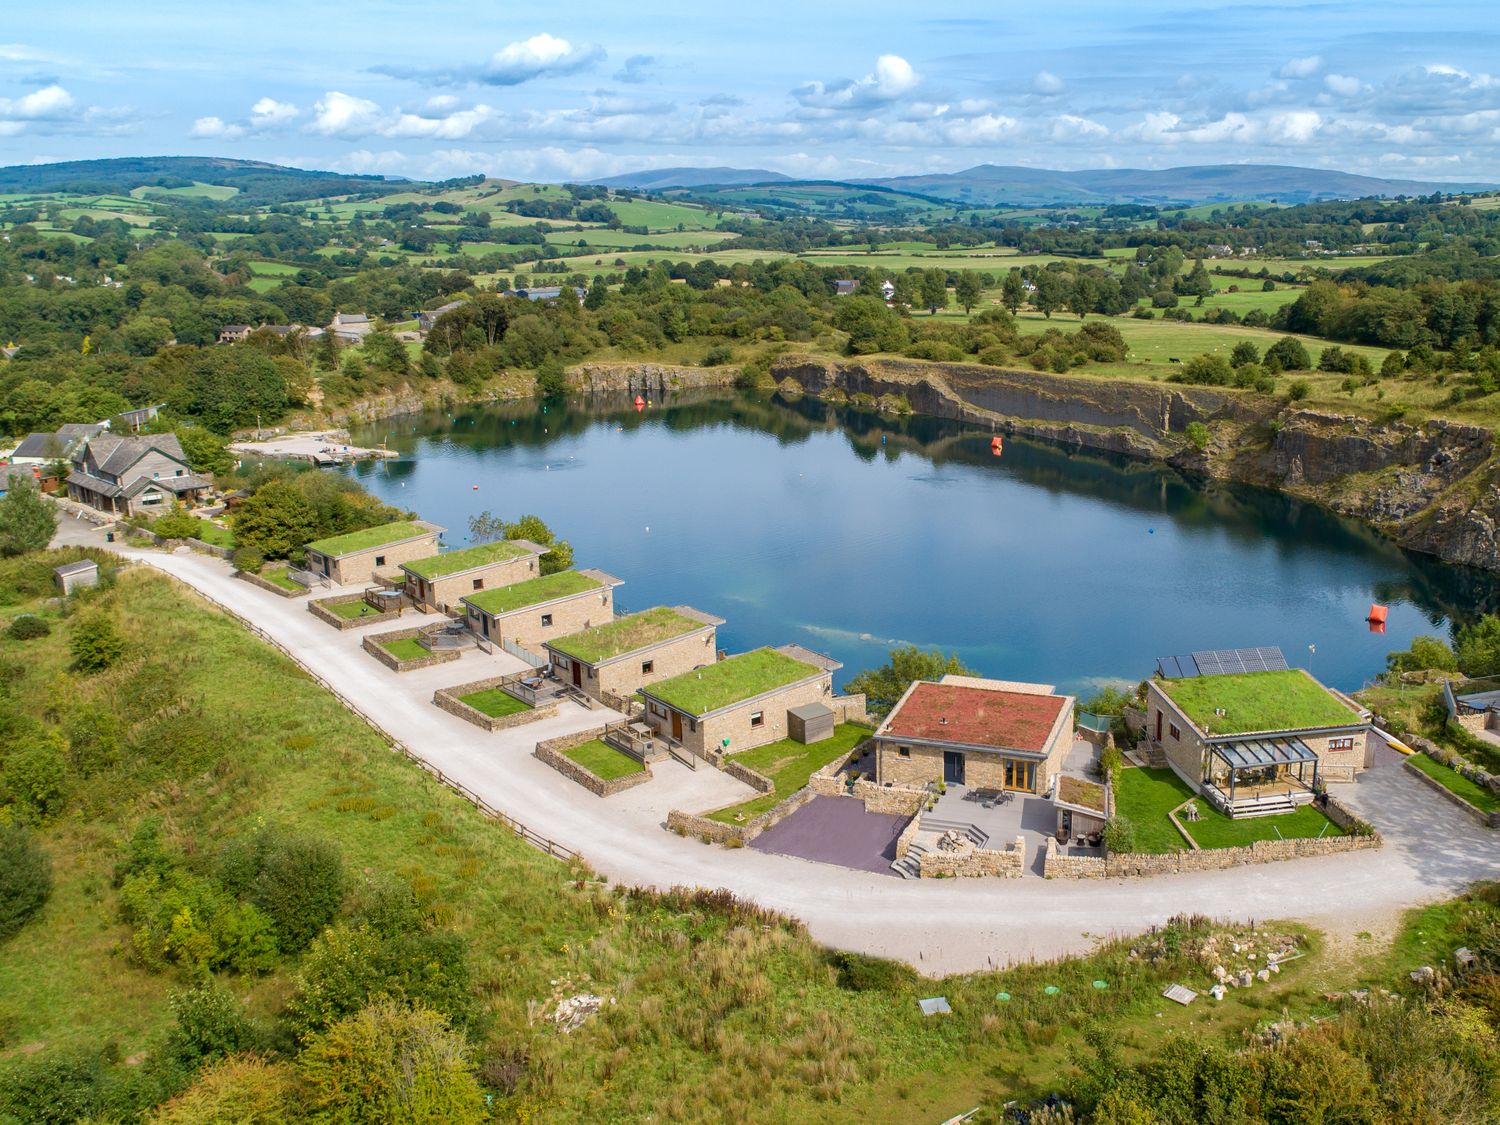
xmin=0 ymin=157 xmax=403 ymax=205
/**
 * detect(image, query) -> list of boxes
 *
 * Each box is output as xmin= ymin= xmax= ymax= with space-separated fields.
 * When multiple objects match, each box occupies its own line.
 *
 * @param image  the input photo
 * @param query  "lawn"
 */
xmin=305 ymin=519 xmax=431 ymax=558
xmin=260 ymin=568 xmax=305 ymax=592
xmin=380 ymin=637 xmax=428 ymax=662
xmin=564 ymin=738 xmax=646 ymax=780
xmin=322 ymin=598 xmax=383 ymax=620
xmin=707 ymin=723 xmax=870 ymax=823
xmin=549 ymin=606 xmax=705 ymax=665
xmin=645 ymin=647 xmax=819 ymax=716
xmin=457 ymin=687 xmax=531 ymax=718
xmin=189 ymin=518 xmax=235 ymax=548
xmin=463 ymin=569 xmax=601 ymax=615
xmin=1113 ymin=767 xmax=1344 ymax=852
xmin=1407 ymin=752 xmax=1500 ymax=813
xmin=1156 ymin=669 xmax=1361 ymax=735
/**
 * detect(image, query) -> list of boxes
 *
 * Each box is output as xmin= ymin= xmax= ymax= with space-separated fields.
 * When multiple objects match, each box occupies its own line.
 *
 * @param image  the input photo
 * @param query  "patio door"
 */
xmin=943 ymin=751 xmax=965 ymax=786
xmin=671 ymin=712 xmax=683 ymax=742
xmin=572 ymin=661 xmax=582 ymax=687
xmin=1004 ymin=759 xmax=1036 ymax=792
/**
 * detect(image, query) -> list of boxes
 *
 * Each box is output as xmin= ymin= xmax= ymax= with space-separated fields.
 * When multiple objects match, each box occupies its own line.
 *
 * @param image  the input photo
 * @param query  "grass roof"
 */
xmin=644 ymin=647 xmax=820 ymax=716
xmin=305 ymin=520 xmax=432 ymax=558
xmin=1158 ymin=668 xmax=1360 ymax=736
xmin=463 ymin=569 xmax=600 ymax=616
xmin=548 ymin=607 xmax=706 ymax=664
xmin=403 ymin=539 xmax=532 ymax=579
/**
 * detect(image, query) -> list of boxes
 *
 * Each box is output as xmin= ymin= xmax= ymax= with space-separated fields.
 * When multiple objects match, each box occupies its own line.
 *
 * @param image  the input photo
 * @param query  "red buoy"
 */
xmin=1367 ymin=603 xmax=1388 ymax=624
xmin=634 ymin=394 xmax=645 ymax=412
xmin=990 ymin=435 xmax=1003 ymax=456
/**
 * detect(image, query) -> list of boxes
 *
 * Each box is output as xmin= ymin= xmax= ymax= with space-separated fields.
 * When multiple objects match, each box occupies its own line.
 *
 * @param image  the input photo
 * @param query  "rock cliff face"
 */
xmin=571 ymin=362 xmax=740 ymax=396
xmin=773 ymin=356 xmax=1500 ymax=572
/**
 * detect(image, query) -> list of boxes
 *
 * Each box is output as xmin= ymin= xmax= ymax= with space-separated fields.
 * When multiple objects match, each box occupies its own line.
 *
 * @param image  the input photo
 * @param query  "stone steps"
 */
xmin=890 ymin=841 xmax=927 ymax=879
xmin=917 ymin=817 xmax=990 ymax=849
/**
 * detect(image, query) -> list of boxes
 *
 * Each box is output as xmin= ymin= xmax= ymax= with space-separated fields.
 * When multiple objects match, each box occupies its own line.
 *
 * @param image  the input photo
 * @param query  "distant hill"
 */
xmin=593 ymin=167 xmax=793 ymax=191
xmin=850 ymin=164 xmax=1497 ymax=207
xmin=0 ymin=157 xmax=402 ymax=205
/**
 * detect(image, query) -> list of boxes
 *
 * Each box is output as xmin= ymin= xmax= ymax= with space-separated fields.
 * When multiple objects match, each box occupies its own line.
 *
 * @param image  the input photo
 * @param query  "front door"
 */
xmin=572 ymin=661 xmax=582 ymax=687
xmin=671 ymin=711 xmax=684 ymax=742
xmin=943 ymin=751 xmax=965 ymax=786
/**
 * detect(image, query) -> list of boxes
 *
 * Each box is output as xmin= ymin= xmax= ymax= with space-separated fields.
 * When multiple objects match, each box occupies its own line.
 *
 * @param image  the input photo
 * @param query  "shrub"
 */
xmin=6 ymin=614 xmax=50 ymax=640
xmin=1386 ymin=635 xmax=1458 ymax=675
xmin=702 ymin=343 xmax=734 ymax=366
xmin=165 ymin=984 xmax=256 ymax=1066
xmin=1102 ymin=816 xmax=1138 ymax=854
xmin=534 ymin=358 xmax=568 ymax=398
xmin=152 ymin=503 xmax=200 ymax=541
xmin=0 ymin=476 xmax=57 ymax=557
xmin=70 ymin=612 xmax=125 ymax=672
xmin=0 ymin=1045 xmax=110 ymax=1124
xmin=830 ymin=950 xmax=917 ymax=992
xmin=149 ymin=1055 xmax=296 ymax=1124
xmin=0 ymin=822 xmax=53 ymax=939
xmin=119 ymin=868 xmax=279 ymax=974
xmin=1184 ymin=421 xmax=1210 ymax=451
xmin=251 ymin=833 xmax=345 ymax=953
xmin=1287 ymin=379 xmax=1312 ymax=402
xmin=296 ymin=1000 xmax=485 ymax=1124
xmin=4 ymin=736 xmax=70 ymax=817
xmin=231 ymin=546 xmax=264 ymax=574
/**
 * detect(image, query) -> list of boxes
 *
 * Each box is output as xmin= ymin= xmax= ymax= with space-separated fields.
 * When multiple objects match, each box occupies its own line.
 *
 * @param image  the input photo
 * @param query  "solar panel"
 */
xmin=1191 ymin=646 xmax=1287 ymax=676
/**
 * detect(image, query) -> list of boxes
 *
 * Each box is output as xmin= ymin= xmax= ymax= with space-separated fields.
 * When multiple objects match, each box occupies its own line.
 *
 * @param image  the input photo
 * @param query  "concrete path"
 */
xmin=66 ymin=526 xmax=1500 ymax=974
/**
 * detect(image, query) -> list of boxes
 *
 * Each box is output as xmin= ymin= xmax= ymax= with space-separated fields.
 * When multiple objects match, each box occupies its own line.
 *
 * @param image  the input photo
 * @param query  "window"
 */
xmin=374 ymin=555 xmax=386 ymax=567
xmin=1168 ymin=723 xmax=1181 ymax=741
xmin=1329 ymin=736 xmax=1355 ymax=751
xmin=153 ymin=471 xmax=160 ymax=479
xmin=641 ymin=659 xmax=654 ymax=675
xmin=541 ymin=613 xmax=553 ymax=627
xmin=650 ymin=702 xmax=666 ymax=718
xmin=750 ymin=711 xmax=764 ymax=728
xmin=898 ymin=746 xmax=911 ymax=758
xmin=472 ymin=578 xmax=484 ymax=590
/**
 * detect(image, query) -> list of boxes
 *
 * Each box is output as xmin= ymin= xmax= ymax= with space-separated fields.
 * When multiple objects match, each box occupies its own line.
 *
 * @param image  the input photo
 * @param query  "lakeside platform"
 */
xmin=228 ymin=431 xmax=397 ymax=465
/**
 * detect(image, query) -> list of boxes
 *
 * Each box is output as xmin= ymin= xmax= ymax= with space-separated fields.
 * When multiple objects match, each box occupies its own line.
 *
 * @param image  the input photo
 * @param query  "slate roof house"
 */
xmin=543 ymin=605 xmax=724 ymax=706
xmin=328 ymin=312 xmax=373 ymax=343
xmin=873 ymin=676 xmax=1076 ymax=796
xmin=65 ymin=433 xmax=211 ymax=516
xmin=1145 ymin=646 xmax=1373 ymax=815
xmin=12 ymin=423 xmax=105 ymax=466
xmin=417 ymin=300 xmax=466 ymax=333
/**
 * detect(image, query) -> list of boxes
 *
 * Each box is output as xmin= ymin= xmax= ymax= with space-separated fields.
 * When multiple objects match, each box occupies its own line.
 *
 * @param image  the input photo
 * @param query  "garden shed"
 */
xmin=54 ymin=559 xmax=98 ymax=595
xmin=788 ymin=702 xmax=834 ymax=744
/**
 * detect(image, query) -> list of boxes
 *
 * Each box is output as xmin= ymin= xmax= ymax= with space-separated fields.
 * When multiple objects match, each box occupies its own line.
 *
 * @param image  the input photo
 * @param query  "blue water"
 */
xmin=347 ymin=391 xmax=1500 ymax=696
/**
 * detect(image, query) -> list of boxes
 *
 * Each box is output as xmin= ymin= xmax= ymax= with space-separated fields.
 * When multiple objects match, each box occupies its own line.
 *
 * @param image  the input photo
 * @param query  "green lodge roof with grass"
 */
xmin=305 ymin=520 xmax=437 ymax=558
xmin=1157 ymin=668 xmax=1363 ymax=736
xmin=402 ymin=539 xmax=539 ymax=580
xmin=462 ymin=569 xmax=606 ymax=616
xmin=643 ymin=647 xmax=822 ymax=716
xmin=547 ymin=606 xmax=715 ymax=665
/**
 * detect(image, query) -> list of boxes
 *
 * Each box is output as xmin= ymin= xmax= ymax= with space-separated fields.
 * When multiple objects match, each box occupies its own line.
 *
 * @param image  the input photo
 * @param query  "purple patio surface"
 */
xmin=749 ymin=795 xmax=911 ymax=875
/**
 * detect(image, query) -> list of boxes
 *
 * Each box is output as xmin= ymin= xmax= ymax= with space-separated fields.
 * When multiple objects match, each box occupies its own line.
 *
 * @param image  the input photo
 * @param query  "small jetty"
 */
xmin=228 ymin=431 xmax=397 ymax=466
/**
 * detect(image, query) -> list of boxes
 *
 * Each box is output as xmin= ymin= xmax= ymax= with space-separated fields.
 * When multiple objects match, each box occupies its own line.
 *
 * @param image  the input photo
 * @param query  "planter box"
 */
xmin=310 ymin=593 xmax=403 ymax=631
xmin=433 ymin=674 xmax=558 ymax=732
xmin=362 ymin=626 xmax=463 ymax=673
xmin=237 ymin=568 xmax=309 ymax=599
xmin=534 ymin=729 xmax=653 ymax=797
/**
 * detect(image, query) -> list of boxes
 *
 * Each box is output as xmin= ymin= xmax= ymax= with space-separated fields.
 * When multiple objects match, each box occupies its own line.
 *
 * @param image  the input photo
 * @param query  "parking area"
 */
xmin=750 ymin=796 xmax=911 ymax=875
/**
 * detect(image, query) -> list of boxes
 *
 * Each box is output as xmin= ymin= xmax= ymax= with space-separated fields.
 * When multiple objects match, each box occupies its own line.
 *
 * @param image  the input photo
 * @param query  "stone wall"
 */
xmin=562 ymin=627 xmax=718 ymax=704
xmin=1102 ymin=827 xmax=1380 ymax=879
xmin=361 ymin=626 xmax=462 ymax=673
xmin=698 ymin=747 xmax=775 ymax=794
xmin=309 ymin=593 xmax=404 ymax=631
xmin=432 ymin=675 xmax=559 ymax=732
xmin=570 ymin=362 xmax=741 ymax=397
xmin=487 ymin=587 xmax=615 ymax=653
xmin=236 ymin=568 xmax=308 ymax=599
xmin=412 ymin=554 xmax=540 ymax=614
xmin=1044 ymin=838 xmax=1107 ymax=879
xmin=533 ymin=728 xmax=653 ymax=798
xmin=893 ymin=813 xmax=922 ymax=861
xmin=317 ymin=533 xmax=439 ymax=588
xmin=918 ymin=835 xmax=1026 ymax=879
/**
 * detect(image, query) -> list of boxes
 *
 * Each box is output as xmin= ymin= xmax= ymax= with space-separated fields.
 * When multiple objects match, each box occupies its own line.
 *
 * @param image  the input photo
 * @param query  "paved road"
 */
xmin=72 ymin=529 xmax=1500 ymax=974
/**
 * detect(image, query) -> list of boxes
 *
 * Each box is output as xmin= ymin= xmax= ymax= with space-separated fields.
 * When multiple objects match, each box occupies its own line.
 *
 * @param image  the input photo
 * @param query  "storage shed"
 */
xmin=788 ymin=702 xmax=835 ymax=745
xmin=54 ymin=559 xmax=99 ymax=595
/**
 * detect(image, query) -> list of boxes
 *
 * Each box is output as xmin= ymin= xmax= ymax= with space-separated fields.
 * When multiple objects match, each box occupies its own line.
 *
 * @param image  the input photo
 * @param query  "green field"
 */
xmin=321 ymin=598 xmax=384 ymax=621
xmin=1113 ymin=767 xmax=1344 ymax=853
xmin=130 ymin=181 xmax=240 ymax=201
xmin=380 ymin=637 xmax=428 ymax=662
xmin=1407 ymin=752 xmax=1500 ymax=812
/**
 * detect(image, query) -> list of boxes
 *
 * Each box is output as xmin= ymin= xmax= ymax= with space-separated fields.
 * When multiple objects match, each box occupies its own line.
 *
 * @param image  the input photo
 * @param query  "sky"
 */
xmin=2 ymin=1 xmax=1499 ymax=183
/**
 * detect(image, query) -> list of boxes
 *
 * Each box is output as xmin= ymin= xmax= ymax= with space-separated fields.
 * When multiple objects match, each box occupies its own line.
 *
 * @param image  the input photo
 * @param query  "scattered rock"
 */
xmin=552 ymin=993 xmax=611 ymax=1033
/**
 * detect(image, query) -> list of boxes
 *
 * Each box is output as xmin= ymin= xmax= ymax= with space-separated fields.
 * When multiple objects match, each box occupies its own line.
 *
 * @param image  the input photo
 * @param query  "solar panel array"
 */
xmin=1191 ymin=647 xmax=1288 ymax=676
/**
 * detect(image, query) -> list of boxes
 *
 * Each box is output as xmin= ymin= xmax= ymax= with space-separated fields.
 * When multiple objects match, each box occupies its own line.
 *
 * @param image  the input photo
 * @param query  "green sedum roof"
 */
xmin=403 ymin=539 xmax=533 ymax=579
xmin=305 ymin=520 xmax=433 ymax=558
xmin=1158 ymin=668 xmax=1361 ymax=736
xmin=464 ymin=569 xmax=601 ymax=616
xmin=644 ymin=647 xmax=820 ymax=716
xmin=548 ymin=606 xmax=707 ymax=664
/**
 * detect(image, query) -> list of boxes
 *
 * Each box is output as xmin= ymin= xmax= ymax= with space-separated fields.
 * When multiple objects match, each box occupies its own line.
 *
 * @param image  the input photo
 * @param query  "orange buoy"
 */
xmin=990 ymin=435 xmax=1003 ymax=456
xmin=634 ymin=394 xmax=645 ymax=412
xmin=1367 ymin=603 xmax=1388 ymax=624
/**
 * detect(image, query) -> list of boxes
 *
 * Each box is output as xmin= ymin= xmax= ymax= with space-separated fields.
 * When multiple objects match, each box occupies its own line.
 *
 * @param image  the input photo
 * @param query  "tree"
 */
xmin=845 ymin=645 xmax=976 ymax=716
xmin=297 ymin=1000 xmax=485 ymax=1124
xmin=1230 ymin=340 xmax=1260 ymax=368
xmin=1456 ymin=614 xmax=1500 ymax=678
xmin=0 ymin=476 xmax=57 ymax=556
xmin=535 ymin=358 xmax=568 ymax=398
xmin=0 ymin=823 xmax=52 ymax=940
xmin=251 ymin=833 xmax=345 ymax=953
xmin=150 ymin=1055 xmax=295 ymax=1125
xmin=69 ymin=613 xmax=124 ymax=673
xmin=1033 ymin=270 xmax=1066 ymax=319
xmin=181 ymin=347 xmax=290 ymax=434
xmin=1265 ymin=336 xmax=1312 ymax=371
xmin=171 ymin=424 xmax=235 ymax=477
xmin=919 ymin=269 xmax=949 ymax=315
xmin=1385 ymin=635 xmax=1458 ymax=675
xmin=1001 ymin=271 xmax=1025 ymax=314
xmin=954 ymin=272 xmax=983 ymax=314
xmin=153 ymin=502 xmax=200 ymax=540
xmin=232 ymin=480 xmax=319 ymax=560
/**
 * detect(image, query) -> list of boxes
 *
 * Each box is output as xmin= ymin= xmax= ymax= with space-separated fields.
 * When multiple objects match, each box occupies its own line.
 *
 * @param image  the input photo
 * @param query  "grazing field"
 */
xmin=129 ymin=181 xmax=240 ymax=201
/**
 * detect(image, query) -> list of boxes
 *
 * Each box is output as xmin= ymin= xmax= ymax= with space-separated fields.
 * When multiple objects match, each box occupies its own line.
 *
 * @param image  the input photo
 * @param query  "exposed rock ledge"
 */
xmin=773 ymin=356 xmax=1500 ymax=573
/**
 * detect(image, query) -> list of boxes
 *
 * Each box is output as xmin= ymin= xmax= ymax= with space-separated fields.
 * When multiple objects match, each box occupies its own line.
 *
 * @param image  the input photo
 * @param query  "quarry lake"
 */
xmin=348 ymin=391 xmax=1500 ymax=696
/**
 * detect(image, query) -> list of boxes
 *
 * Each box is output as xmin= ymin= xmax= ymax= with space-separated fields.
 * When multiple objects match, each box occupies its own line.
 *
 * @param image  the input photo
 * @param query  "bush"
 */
xmin=830 ymin=949 xmax=918 ymax=992
xmin=149 ymin=1055 xmax=295 ymax=1124
xmin=1456 ymin=614 xmax=1500 ymax=678
xmin=4 ymin=736 xmax=69 ymax=816
xmin=1386 ymin=635 xmax=1459 ymax=675
xmin=152 ymin=503 xmax=200 ymax=541
xmin=119 ymin=868 xmax=279 ymax=974
xmin=0 ymin=822 xmax=53 ymax=939
xmin=0 ymin=476 xmax=58 ymax=557
xmin=702 ymin=343 xmax=734 ymax=366
xmin=534 ymin=358 xmax=568 ymax=398
xmin=251 ymin=833 xmax=345 ymax=953
xmin=1103 ymin=816 xmax=1138 ymax=854
xmin=6 ymin=614 xmax=50 ymax=640
xmin=231 ymin=546 xmax=264 ymax=574
xmin=1287 ymin=379 xmax=1312 ymax=402
xmin=1184 ymin=421 xmax=1210 ymax=451
xmin=70 ymin=612 xmax=125 ymax=672
xmin=165 ymin=984 xmax=256 ymax=1066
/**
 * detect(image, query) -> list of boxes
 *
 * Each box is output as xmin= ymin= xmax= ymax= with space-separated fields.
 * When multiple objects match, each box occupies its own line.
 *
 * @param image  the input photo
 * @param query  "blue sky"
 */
xmin=2 ymin=1 xmax=1498 ymax=182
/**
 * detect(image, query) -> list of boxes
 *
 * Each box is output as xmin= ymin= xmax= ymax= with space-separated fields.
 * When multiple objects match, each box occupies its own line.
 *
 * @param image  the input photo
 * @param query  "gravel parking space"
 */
xmin=750 ymin=796 xmax=910 ymax=875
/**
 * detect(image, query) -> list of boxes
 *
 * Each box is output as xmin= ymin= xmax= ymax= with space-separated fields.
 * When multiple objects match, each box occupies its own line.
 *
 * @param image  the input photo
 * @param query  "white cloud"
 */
xmin=0 ymin=84 xmax=75 ymax=119
xmin=483 ymin=33 xmax=603 ymax=85
xmin=309 ymin=91 xmax=384 ymax=136
xmin=1033 ymin=71 xmax=1065 ymax=96
xmin=614 ymin=54 xmax=655 ymax=84
xmin=1050 ymin=114 xmax=1108 ymax=141
xmin=249 ymin=97 xmax=298 ymax=127
xmin=189 ymin=115 xmax=242 ymax=139
xmin=794 ymin=54 xmax=919 ymax=109
xmin=1323 ymin=74 xmax=1365 ymax=98
xmin=1278 ymin=55 xmax=1322 ymax=79
xmin=1123 ymin=109 xmax=1323 ymax=147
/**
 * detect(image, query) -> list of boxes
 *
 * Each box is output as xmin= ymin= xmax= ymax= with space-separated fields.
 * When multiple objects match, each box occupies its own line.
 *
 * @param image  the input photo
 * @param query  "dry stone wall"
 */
xmin=1044 ymin=839 xmax=1106 ymax=879
xmin=309 ymin=594 xmax=403 ymax=632
xmin=361 ymin=626 xmax=462 ymax=673
xmin=432 ymin=675 xmax=559 ymax=732
xmin=533 ymin=729 xmax=653 ymax=798
xmin=236 ymin=569 xmax=308 ymax=598
xmin=918 ymin=836 xmax=1026 ymax=879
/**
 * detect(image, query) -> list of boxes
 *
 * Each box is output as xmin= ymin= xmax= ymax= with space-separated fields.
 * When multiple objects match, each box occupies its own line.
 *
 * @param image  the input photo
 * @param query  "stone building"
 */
xmin=302 ymin=520 xmax=444 ymax=587
xmin=400 ymin=539 xmax=547 ymax=614
xmin=543 ymin=605 xmax=723 ymax=706
xmin=461 ymin=568 xmax=621 ymax=655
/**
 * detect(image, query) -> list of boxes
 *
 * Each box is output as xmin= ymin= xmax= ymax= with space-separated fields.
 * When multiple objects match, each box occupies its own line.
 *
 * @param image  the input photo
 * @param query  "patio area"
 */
xmin=749 ymin=796 xmax=910 ymax=875
xmin=919 ymin=785 xmax=1058 ymax=874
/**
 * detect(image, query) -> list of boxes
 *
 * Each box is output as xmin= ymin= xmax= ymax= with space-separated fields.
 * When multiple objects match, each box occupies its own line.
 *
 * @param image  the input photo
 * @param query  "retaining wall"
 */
xmin=432 ymin=674 xmax=559 ymax=732
xmin=309 ymin=593 xmax=403 ymax=632
xmin=534 ymin=727 xmax=653 ymax=798
xmin=1044 ymin=838 xmax=1107 ymax=879
xmin=918 ymin=835 xmax=1026 ymax=879
xmin=1102 ymin=830 xmax=1380 ymax=879
xmin=1403 ymin=755 xmax=1500 ymax=829
xmin=893 ymin=814 xmax=922 ymax=861
xmin=236 ymin=568 xmax=308 ymax=598
xmin=362 ymin=626 xmax=463 ymax=673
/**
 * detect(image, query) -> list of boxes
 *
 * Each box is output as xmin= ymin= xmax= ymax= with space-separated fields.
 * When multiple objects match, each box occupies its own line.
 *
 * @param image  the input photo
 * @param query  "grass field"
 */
xmin=564 ymin=738 xmax=646 ymax=780
xmin=129 ymin=181 xmax=240 ymax=201
xmin=707 ymin=723 xmax=870 ymax=823
xmin=188 ymin=518 xmax=235 ymax=548
xmin=259 ymin=567 xmax=306 ymax=592
xmin=456 ymin=687 xmax=530 ymax=718
xmin=320 ymin=598 xmax=383 ymax=621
